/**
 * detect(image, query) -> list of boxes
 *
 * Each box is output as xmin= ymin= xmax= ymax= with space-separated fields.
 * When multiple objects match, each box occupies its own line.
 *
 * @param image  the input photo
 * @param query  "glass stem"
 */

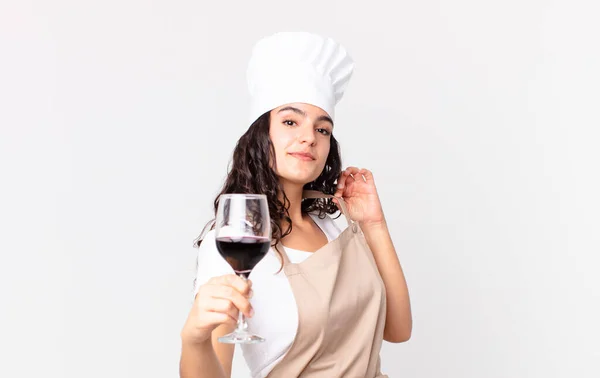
xmin=236 ymin=275 xmax=249 ymax=332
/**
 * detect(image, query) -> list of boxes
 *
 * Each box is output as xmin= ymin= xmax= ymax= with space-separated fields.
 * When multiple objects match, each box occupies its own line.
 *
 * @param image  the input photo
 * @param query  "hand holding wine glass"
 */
xmin=214 ymin=193 xmax=271 ymax=344
xmin=181 ymin=274 xmax=254 ymax=346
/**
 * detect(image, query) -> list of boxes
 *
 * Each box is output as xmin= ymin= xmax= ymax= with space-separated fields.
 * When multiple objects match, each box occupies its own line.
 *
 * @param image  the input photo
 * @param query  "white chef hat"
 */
xmin=246 ymin=31 xmax=354 ymax=126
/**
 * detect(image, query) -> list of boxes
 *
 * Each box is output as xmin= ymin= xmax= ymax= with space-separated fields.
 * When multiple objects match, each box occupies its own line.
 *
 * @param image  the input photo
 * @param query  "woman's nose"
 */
xmin=297 ymin=124 xmax=316 ymax=145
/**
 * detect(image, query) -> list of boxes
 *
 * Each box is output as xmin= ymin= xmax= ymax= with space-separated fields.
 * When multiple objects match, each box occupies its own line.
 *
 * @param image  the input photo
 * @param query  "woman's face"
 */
xmin=269 ymin=102 xmax=333 ymax=186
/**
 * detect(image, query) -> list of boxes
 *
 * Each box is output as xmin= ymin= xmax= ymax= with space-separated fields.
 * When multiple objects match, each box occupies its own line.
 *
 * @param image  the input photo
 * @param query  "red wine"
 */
xmin=216 ymin=236 xmax=270 ymax=277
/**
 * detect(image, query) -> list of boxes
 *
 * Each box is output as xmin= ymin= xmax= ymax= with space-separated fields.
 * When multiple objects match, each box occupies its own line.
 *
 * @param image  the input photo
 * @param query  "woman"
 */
xmin=180 ymin=32 xmax=412 ymax=378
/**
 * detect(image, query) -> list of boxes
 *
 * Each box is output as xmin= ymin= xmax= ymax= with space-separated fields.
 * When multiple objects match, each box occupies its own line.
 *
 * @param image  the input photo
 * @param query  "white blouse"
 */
xmin=193 ymin=212 xmax=342 ymax=377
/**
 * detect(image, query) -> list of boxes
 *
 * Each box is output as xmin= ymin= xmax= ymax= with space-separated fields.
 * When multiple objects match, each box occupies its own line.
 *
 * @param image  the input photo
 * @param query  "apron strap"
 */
xmin=302 ymin=190 xmax=355 ymax=228
xmin=277 ymin=190 xmax=356 ymax=268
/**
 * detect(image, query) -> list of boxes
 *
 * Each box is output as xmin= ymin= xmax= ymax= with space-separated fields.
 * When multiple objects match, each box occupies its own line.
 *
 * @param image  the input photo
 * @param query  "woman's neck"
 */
xmin=278 ymin=180 xmax=307 ymax=226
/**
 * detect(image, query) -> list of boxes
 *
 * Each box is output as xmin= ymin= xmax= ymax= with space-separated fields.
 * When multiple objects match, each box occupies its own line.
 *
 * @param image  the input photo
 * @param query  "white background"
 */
xmin=1 ymin=1 xmax=599 ymax=377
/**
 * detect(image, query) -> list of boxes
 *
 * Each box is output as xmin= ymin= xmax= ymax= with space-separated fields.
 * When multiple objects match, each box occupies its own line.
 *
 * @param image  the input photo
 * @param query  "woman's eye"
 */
xmin=317 ymin=128 xmax=331 ymax=136
xmin=283 ymin=120 xmax=296 ymax=126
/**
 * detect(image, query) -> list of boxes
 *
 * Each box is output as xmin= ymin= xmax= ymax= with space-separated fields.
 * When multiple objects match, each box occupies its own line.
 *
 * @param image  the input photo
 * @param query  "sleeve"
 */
xmin=328 ymin=214 xmax=343 ymax=235
xmin=193 ymin=229 xmax=235 ymax=295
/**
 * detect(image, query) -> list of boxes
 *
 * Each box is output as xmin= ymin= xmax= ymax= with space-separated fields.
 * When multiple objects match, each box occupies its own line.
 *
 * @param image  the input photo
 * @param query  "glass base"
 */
xmin=218 ymin=330 xmax=265 ymax=344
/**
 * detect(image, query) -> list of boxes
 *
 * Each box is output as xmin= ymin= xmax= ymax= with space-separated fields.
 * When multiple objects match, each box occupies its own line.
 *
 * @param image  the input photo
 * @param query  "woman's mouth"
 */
xmin=288 ymin=152 xmax=315 ymax=161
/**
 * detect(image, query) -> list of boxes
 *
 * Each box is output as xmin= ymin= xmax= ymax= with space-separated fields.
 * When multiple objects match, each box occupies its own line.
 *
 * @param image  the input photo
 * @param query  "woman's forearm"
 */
xmin=361 ymin=220 xmax=413 ymax=343
xmin=179 ymin=338 xmax=227 ymax=378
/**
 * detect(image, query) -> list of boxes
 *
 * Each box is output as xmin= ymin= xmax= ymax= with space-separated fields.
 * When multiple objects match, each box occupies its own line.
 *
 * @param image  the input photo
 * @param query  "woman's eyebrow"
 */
xmin=277 ymin=106 xmax=334 ymax=126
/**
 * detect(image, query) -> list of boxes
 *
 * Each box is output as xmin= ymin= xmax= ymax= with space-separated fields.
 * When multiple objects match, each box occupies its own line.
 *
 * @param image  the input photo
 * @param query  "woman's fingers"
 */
xmin=206 ymin=298 xmax=240 ymax=322
xmin=335 ymin=170 xmax=348 ymax=197
xmin=337 ymin=166 xmax=369 ymax=193
xmin=358 ymin=168 xmax=373 ymax=182
xmin=337 ymin=167 xmax=355 ymax=190
xmin=201 ymin=310 xmax=238 ymax=328
xmin=345 ymin=166 xmax=361 ymax=178
xmin=209 ymin=274 xmax=252 ymax=297
xmin=183 ymin=274 xmax=255 ymax=344
xmin=208 ymin=283 xmax=254 ymax=318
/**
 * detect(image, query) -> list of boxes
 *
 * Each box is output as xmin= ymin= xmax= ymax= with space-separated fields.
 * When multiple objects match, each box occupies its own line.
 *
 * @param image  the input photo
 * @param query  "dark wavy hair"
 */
xmin=193 ymin=110 xmax=342 ymax=261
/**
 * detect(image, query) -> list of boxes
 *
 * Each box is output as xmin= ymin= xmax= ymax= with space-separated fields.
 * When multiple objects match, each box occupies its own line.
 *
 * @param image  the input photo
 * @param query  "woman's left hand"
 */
xmin=333 ymin=166 xmax=386 ymax=227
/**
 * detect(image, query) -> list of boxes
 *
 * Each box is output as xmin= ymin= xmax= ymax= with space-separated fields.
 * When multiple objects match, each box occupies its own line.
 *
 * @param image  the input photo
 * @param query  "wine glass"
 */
xmin=215 ymin=193 xmax=271 ymax=344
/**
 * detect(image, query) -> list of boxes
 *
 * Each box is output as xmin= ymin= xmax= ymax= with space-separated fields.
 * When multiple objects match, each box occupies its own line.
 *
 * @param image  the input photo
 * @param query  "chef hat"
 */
xmin=246 ymin=31 xmax=354 ymax=126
